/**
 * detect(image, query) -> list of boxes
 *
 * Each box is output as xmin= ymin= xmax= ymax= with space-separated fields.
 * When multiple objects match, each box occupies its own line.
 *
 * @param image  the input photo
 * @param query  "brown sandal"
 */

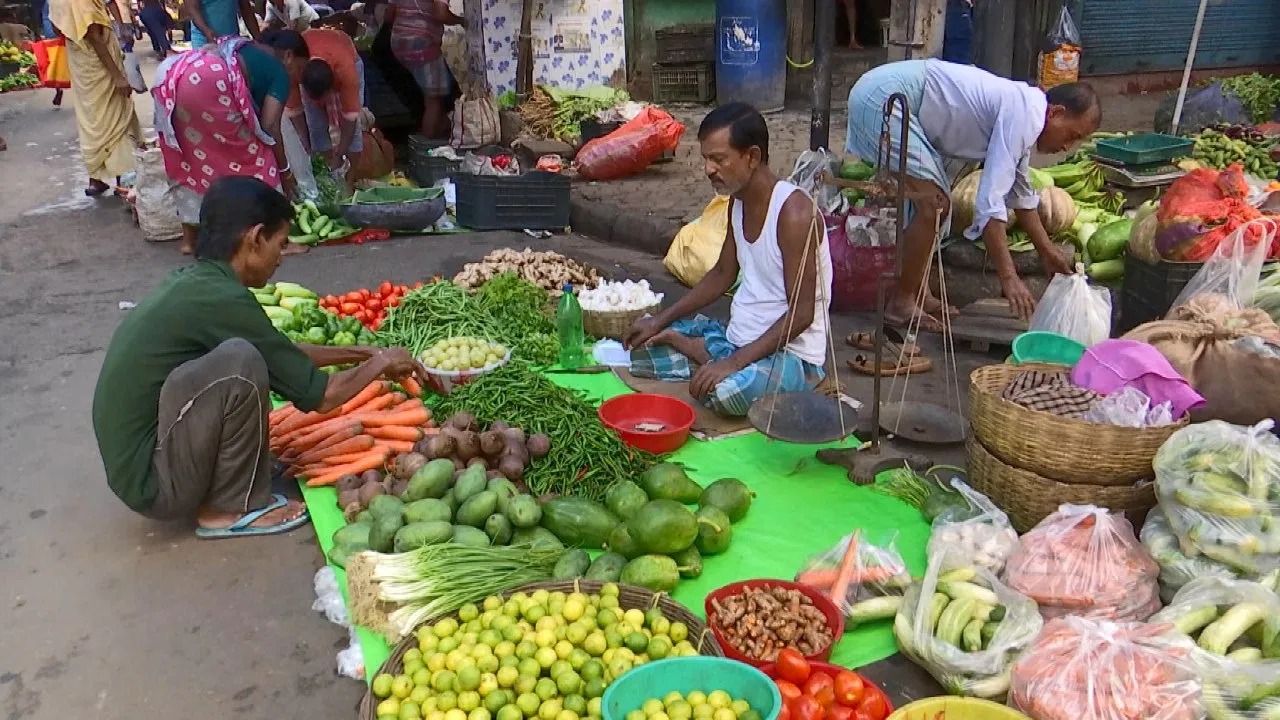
xmin=847 ymin=353 xmax=933 ymax=377
xmin=845 ymin=328 xmax=922 ymax=358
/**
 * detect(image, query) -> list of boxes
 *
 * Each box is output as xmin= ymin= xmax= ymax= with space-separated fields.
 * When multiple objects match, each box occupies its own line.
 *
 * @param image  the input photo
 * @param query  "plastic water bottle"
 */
xmin=556 ymin=284 xmax=586 ymax=369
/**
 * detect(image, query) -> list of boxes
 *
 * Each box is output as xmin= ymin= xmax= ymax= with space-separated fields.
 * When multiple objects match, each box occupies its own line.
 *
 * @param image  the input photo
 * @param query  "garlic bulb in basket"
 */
xmin=579 ymin=279 xmax=664 ymax=313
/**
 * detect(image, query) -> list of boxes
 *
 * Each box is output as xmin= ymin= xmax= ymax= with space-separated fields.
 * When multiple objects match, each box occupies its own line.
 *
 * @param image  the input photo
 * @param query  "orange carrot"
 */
xmin=386 ymin=397 xmax=425 ymax=414
xmin=360 ymin=407 xmax=431 ymax=428
xmin=353 ymin=392 xmax=397 ymax=415
xmin=374 ymin=439 xmax=417 ymax=454
xmin=287 ymin=419 xmax=362 ymax=454
xmin=273 ymin=407 xmax=337 ymax=437
xmin=798 ymin=565 xmax=894 ymax=588
xmin=269 ymin=404 xmax=298 ymax=427
xmin=294 ymin=423 xmax=364 ymax=457
xmin=400 ymin=377 xmax=423 ymax=397
xmin=295 ymin=433 xmax=376 ymax=464
xmin=389 ymin=392 xmax=407 ymax=404
xmin=339 ymin=381 xmax=388 ymax=416
xmin=829 ymin=532 xmax=863 ymax=605
xmin=367 ymin=425 xmax=423 ymax=442
xmin=305 ymin=449 xmax=390 ymax=486
xmin=322 ymin=449 xmax=382 ymax=465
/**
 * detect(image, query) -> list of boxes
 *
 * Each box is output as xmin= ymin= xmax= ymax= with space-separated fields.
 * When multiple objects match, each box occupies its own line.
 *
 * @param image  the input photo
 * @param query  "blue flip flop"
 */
xmin=195 ymin=493 xmax=311 ymax=539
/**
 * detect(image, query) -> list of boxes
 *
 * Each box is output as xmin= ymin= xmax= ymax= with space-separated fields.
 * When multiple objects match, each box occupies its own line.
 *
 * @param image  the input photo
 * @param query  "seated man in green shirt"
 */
xmin=92 ymin=176 xmax=427 ymax=538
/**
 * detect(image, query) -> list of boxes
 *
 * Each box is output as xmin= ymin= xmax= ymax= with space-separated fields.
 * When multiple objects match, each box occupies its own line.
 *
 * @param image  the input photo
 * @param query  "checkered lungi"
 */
xmin=629 ymin=315 xmax=825 ymax=417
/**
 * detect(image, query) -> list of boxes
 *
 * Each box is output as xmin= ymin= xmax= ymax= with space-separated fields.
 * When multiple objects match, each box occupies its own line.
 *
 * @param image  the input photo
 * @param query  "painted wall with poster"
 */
xmin=474 ymin=0 xmax=626 ymax=95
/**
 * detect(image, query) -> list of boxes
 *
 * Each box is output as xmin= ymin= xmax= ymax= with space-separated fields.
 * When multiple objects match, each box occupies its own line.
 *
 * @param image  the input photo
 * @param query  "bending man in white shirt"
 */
xmin=846 ymin=59 xmax=1101 ymax=324
xmin=623 ymin=103 xmax=833 ymax=417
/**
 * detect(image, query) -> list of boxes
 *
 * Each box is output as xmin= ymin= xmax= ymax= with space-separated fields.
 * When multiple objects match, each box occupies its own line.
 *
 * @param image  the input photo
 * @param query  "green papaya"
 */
xmin=584 ymin=552 xmax=628 ymax=581
xmin=511 ymin=526 xmax=564 ymax=551
xmin=670 ymin=546 xmax=703 ymax=579
xmin=553 ymin=549 xmax=592 ymax=579
xmin=698 ymin=478 xmax=754 ymax=522
xmin=605 ymin=480 xmax=650 ymax=520
xmin=453 ymin=465 xmax=488 ymax=503
xmin=403 ymin=498 xmax=454 ymax=524
xmin=328 ymin=541 xmax=367 ymax=568
xmin=456 ymin=490 xmax=498 ymax=528
xmin=620 ymin=555 xmax=682 ymax=593
xmin=440 ymin=489 xmax=458 ymax=515
xmin=332 ymin=522 xmax=371 ymax=548
xmin=639 ymin=462 xmax=703 ymax=504
xmin=451 ymin=525 xmax=491 ymax=547
xmin=368 ymin=513 xmax=403 ymax=552
xmin=367 ymin=494 xmax=405 ymax=521
xmin=628 ymin=499 xmax=699 ymax=554
xmin=489 ymin=478 xmax=520 ymax=514
xmin=540 ymin=497 xmax=620 ymax=549
xmin=354 ymin=510 xmax=374 ymax=525
xmin=485 ymin=513 xmax=513 ymax=545
xmin=403 ymin=459 xmax=454 ymax=501
xmin=506 ymin=494 xmax=543 ymax=528
xmin=694 ymin=506 xmax=732 ymax=555
xmin=604 ymin=523 xmax=644 ymax=559
xmin=393 ymin=521 xmax=453 ymax=552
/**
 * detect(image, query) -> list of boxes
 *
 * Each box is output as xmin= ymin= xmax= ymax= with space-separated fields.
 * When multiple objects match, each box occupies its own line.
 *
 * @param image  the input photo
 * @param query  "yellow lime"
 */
xmin=712 ymin=709 xmax=734 ymax=720
xmin=582 ymin=678 xmax=605 ymax=700
xmin=485 ymin=690 xmax=511 ymax=715
xmin=596 ymin=609 xmax=618 ymax=627
xmin=484 ymin=595 xmax=504 ymax=612
xmin=428 ymin=712 xmax=447 ymax=720
xmin=663 ymin=692 xmax=684 ymax=707
xmin=498 ymin=706 xmax=523 ymax=720
xmin=478 ymin=655 xmax=501 ymax=674
xmin=458 ymin=691 xmax=482 ymax=713
xmin=566 ymin=624 xmax=589 ymax=646
xmin=393 ymin=675 xmax=415 ymax=699
xmin=556 ymin=672 xmax=582 ymax=695
xmin=562 ymin=599 xmax=585 ymax=622
xmin=516 ymin=693 xmax=542 ymax=717
xmin=446 ymin=709 xmax=468 ymax=720
xmin=497 ymin=666 xmax=520 ymax=688
xmin=400 ymin=701 xmax=422 ymax=719
xmin=437 ymin=692 xmax=459 ymax=712
xmin=470 ymin=708 xmax=492 ymax=720
xmin=556 ymin=710 xmax=579 ymax=720
xmin=642 ymin=699 xmax=665 ymax=716
xmin=730 ymin=701 xmax=749 ymax=716
xmin=668 ymin=702 xmax=692 ymax=720
xmin=627 ymin=711 xmax=645 ymax=720
xmin=587 ymin=697 xmax=602 ymax=719
xmin=692 ymin=706 xmax=713 ymax=720
xmin=647 ymin=637 xmax=672 ymax=660
xmin=433 ymin=670 xmax=457 ymax=692
xmin=534 ymin=677 xmax=558 ymax=701
xmin=378 ymin=699 xmax=403 ymax=717
xmin=373 ymin=673 xmax=396 ymax=698
xmin=706 ymin=692 xmax=731 ymax=710
xmin=405 ymin=660 xmax=426 ymax=678
xmin=518 ymin=658 xmax=541 ymax=679
xmin=668 ymin=623 xmax=688 ymax=644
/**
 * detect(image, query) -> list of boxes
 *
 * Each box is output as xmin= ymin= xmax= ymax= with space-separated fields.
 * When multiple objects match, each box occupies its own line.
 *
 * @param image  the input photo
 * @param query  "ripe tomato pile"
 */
xmin=765 ymin=650 xmax=891 ymax=720
xmin=319 ymin=281 xmax=422 ymax=332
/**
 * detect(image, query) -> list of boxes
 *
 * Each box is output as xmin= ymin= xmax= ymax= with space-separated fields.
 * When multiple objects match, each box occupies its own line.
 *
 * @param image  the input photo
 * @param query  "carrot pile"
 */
xmin=1009 ymin=616 xmax=1202 ymax=720
xmin=269 ymin=379 xmax=434 ymax=487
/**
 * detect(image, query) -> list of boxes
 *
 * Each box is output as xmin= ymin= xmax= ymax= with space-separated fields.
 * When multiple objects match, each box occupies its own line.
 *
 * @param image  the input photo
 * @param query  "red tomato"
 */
xmin=354 ymin=309 xmax=369 ymax=322
xmin=366 ymin=297 xmax=382 ymax=311
xmin=398 ymin=285 xmax=410 ymax=294
xmin=323 ymin=294 xmax=338 ymax=305
xmin=851 ymin=710 xmax=874 ymax=720
xmin=339 ymin=302 xmax=361 ymax=314
xmin=341 ymin=290 xmax=360 ymax=302
xmin=777 ymin=704 xmax=791 ymax=720
xmin=359 ymin=288 xmax=370 ymax=300
xmin=833 ymin=672 xmax=865 ymax=708
xmin=414 ymin=281 xmax=424 ymax=289
xmin=827 ymin=706 xmax=854 ymax=720
xmin=857 ymin=692 xmax=888 ymax=720
xmin=792 ymin=695 xmax=824 ymax=720
xmin=776 ymin=648 xmax=811 ymax=684
xmin=775 ymin=681 xmax=803 ymax=706
xmin=804 ymin=673 xmax=835 ymax=709
xmin=378 ymin=281 xmax=393 ymax=296
xmin=387 ymin=296 xmax=401 ymax=308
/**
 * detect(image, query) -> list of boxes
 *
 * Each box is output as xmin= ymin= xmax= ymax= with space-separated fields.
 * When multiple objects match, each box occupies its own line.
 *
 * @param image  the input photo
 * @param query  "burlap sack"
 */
xmin=1124 ymin=296 xmax=1280 ymax=425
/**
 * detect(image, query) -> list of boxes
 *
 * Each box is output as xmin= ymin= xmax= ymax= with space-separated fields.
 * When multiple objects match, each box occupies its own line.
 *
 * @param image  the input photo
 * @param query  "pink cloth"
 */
xmin=153 ymin=39 xmax=279 ymax=194
xmin=1071 ymin=339 xmax=1206 ymax=419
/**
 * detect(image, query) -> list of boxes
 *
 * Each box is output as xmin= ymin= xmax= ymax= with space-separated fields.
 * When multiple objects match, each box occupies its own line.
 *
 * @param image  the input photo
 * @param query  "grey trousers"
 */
xmin=145 ymin=338 xmax=273 ymax=519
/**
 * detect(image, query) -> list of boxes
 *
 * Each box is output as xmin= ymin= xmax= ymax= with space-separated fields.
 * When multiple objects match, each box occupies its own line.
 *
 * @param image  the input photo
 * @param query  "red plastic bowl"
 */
xmin=705 ymin=579 xmax=845 ymax=668
xmin=597 ymin=393 xmax=695 ymax=454
xmin=758 ymin=661 xmax=894 ymax=716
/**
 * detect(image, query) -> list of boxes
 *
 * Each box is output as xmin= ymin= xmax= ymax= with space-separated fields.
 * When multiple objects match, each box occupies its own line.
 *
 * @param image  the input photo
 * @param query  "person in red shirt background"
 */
xmin=287 ymin=27 xmax=364 ymax=168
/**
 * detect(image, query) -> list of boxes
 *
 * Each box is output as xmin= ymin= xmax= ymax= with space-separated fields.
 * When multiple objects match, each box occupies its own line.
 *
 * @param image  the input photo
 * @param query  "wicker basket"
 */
xmin=583 ymin=304 xmax=660 ymax=340
xmin=358 ymin=579 xmax=722 ymax=719
xmin=969 ymin=363 xmax=1188 ymax=486
xmin=967 ymin=437 xmax=1157 ymax=533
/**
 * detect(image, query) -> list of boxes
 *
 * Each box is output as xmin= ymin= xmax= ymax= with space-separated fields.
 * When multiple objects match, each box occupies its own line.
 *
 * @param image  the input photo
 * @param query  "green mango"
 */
xmin=694 ymin=506 xmax=732 ymax=555
xmin=670 ymin=546 xmax=703 ymax=579
xmin=540 ymin=497 xmax=619 ymax=549
xmin=453 ymin=465 xmax=488 ymax=504
xmin=451 ymin=525 xmax=491 ymax=547
xmin=698 ymin=478 xmax=754 ymax=523
xmin=628 ymin=499 xmax=699 ymax=555
xmin=456 ymin=490 xmax=498 ymax=528
xmin=367 ymin=494 xmax=405 ymax=521
xmin=403 ymin=498 xmax=453 ymax=524
xmin=639 ymin=463 xmax=703 ymax=504
xmin=393 ymin=521 xmax=453 ymax=552
xmin=584 ymin=552 xmax=628 ymax=582
xmin=511 ymin=526 xmax=564 ymax=551
xmin=505 ymin=494 xmax=543 ymax=529
xmin=553 ymin=549 xmax=592 ymax=579
xmin=620 ymin=555 xmax=681 ymax=593
xmin=404 ymin=459 xmax=454 ymax=502
xmin=604 ymin=523 xmax=644 ymax=559
xmin=605 ymin=480 xmax=650 ymax=520
xmin=485 ymin=513 xmax=513 ymax=545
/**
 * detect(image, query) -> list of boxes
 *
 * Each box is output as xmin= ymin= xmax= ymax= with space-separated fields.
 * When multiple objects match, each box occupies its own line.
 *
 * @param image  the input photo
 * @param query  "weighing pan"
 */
xmin=748 ymin=392 xmax=858 ymax=444
xmin=878 ymin=401 xmax=966 ymax=444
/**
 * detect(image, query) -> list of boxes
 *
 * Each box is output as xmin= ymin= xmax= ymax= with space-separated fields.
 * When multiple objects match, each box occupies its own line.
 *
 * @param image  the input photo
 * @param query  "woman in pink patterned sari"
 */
xmin=153 ymin=29 xmax=309 ymax=253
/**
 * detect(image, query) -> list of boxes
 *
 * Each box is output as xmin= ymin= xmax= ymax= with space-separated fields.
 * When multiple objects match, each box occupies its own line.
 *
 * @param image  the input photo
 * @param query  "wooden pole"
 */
xmin=515 ymin=0 xmax=534 ymax=99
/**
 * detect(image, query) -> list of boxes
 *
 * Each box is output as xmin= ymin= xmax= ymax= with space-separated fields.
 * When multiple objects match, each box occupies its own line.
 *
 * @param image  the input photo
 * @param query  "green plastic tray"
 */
xmin=1012 ymin=331 xmax=1086 ymax=366
xmin=1094 ymin=133 xmax=1193 ymax=166
xmin=602 ymin=658 xmax=782 ymax=720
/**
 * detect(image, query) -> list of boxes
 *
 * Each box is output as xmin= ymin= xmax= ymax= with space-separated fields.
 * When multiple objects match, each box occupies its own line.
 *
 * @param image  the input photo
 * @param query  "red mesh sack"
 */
xmin=575 ymin=109 xmax=685 ymax=181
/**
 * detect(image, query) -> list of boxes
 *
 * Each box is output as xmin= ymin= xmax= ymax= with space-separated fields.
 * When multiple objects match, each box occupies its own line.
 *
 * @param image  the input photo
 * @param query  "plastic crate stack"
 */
xmin=652 ymin=24 xmax=715 ymax=104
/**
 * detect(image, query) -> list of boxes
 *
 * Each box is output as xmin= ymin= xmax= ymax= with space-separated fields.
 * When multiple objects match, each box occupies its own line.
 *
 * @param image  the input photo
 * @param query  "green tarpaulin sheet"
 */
xmin=298 ymin=371 xmax=929 ymax=680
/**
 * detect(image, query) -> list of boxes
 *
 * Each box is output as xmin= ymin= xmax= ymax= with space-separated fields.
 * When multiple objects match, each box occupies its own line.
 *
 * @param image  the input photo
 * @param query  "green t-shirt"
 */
xmin=92 ymin=260 xmax=328 ymax=512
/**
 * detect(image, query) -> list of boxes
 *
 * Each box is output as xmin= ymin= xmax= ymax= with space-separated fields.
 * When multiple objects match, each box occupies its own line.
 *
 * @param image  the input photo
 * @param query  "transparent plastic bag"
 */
xmin=1083 ymin=387 xmax=1175 ymax=427
xmin=1029 ymin=271 xmax=1112 ymax=346
xmin=1038 ymin=6 xmax=1081 ymax=89
xmin=787 ymin=149 xmax=844 ymax=215
xmin=1150 ymin=576 xmax=1280 ymax=719
xmin=1003 ymin=504 xmax=1161 ymax=621
xmin=796 ymin=530 xmax=911 ymax=624
xmin=892 ymin=556 xmax=1042 ymax=700
xmin=927 ymin=479 xmax=1019 ymax=575
xmin=1153 ymin=419 xmax=1280 ymax=576
xmin=1169 ymin=218 xmax=1278 ymax=314
xmin=1142 ymin=507 xmax=1243 ymax=602
xmin=1009 ymin=616 xmax=1204 ymax=720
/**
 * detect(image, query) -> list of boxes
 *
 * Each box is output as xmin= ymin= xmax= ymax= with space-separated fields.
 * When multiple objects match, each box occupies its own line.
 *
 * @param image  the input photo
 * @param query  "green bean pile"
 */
xmin=377 ymin=282 xmax=502 ymax=356
xmin=434 ymin=363 xmax=656 ymax=500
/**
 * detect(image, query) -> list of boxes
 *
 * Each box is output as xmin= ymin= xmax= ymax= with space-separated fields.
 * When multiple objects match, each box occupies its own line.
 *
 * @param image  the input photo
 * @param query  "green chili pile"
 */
xmin=434 ymin=363 xmax=656 ymax=499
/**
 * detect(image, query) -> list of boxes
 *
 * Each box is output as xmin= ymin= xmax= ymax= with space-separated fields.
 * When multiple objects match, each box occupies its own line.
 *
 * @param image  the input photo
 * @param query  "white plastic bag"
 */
xmin=1169 ymin=218 xmax=1278 ymax=314
xmin=1082 ymin=386 xmax=1175 ymax=427
xmin=132 ymin=145 xmax=182 ymax=242
xmin=1150 ymin=576 xmax=1280 ymax=719
xmin=123 ymin=51 xmax=147 ymax=93
xmin=927 ymin=479 xmax=1019 ymax=575
xmin=1029 ymin=271 xmax=1111 ymax=346
xmin=1141 ymin=507 xmax=1242 ymax=602
xmin=281 ymin=119 xmax=318 ymax=201
xmin=451 ymin=94 xmax=500 ymax=149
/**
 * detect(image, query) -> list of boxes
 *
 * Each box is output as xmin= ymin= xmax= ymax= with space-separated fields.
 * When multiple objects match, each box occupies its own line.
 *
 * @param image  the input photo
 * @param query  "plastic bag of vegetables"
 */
xmin=892 ymin=552 xmax=1042 ymax=699
xmin=1149 ymin=576 xmax=1280 ymax=719
xmin=1029 ymin=272 xmax=1112 ymax=346
xmin=926 ymin=478 xmax=1018 ymax=575
xmin=1003 ymin=504 xmax=1161 ymax=622
xmin=1154 ymin=420 xmax=1280 ymax=576
xmin=1142 ymin=507 xmax=1248 ymax=603
xmin=796 ymin=530 xmax=912 ymax=627
xmin=1009 ymin=616 xmax=1204 ymax=720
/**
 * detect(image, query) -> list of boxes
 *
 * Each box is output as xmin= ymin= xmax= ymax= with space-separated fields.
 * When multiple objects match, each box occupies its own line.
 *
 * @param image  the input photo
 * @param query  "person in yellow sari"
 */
xmin=49 ymin=0 xmax=144 ymax=196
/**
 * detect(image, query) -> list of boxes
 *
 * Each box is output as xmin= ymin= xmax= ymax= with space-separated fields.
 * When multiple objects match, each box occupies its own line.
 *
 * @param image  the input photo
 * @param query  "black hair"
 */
xmin=195 ymin=177 xmax=293 ymax=261
xmin=301 ymin=59 xmax=335 ymax=98
xmin=697 ymin=102 xmax=770 ymax=163
xmin=258 ymin=28 xmax=310 ymax=57
xmin=1046 ymin=82 xmax=1101 ymax=122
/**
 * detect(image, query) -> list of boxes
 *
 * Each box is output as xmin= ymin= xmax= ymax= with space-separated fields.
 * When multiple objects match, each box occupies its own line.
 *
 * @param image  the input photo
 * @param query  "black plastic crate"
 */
xmin=655 ymin=24 xmax=715 ymax=64
xmin=580 ymin=118 xmax=622 ymax=145
xmin=407 ymin=155 xmax=460 ymax=187
xmin=454 ymin=171 xmax=570 ymax=231
xmin=1117 ymin=254 xmax=1204 ymax=333
xmin=652 ymin=62 xmax=714 ymax=104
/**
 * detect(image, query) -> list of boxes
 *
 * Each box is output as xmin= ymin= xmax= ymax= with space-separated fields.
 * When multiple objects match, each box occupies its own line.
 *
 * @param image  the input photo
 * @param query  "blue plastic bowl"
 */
xmin=602 ymin=657 xmax=782 ymax=720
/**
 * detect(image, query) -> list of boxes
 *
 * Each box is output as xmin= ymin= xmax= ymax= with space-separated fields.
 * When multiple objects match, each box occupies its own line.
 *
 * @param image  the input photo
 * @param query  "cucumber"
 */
xmin=845 ymin=596 xmax=903 ymax=629
xmin=393 ymin=521 xmax=453 ymax=552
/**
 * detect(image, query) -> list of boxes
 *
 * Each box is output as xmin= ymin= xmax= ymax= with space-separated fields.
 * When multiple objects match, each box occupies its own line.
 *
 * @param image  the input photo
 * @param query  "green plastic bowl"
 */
xmin=1011 ymin=331 xmax=1086 ymax=366
xmin=602 ymin=658 xmax=782 ymax=720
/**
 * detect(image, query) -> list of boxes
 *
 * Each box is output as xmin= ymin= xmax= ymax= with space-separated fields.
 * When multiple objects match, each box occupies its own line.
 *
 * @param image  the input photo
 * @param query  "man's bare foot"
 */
xmin=281 ymin=243 xmax=310 ymax=256
xmin=649 ymin=328 xmax=713 ymax=365
xmin=885 ymin=299 xmax=947 ymax=334
xmin=921 ymin=294 xmax=960 ymax=318
xmin=178 ymin=240 xmax=195 ymax=255
xmin=196 ymin=498 xmax=307 ymax=531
